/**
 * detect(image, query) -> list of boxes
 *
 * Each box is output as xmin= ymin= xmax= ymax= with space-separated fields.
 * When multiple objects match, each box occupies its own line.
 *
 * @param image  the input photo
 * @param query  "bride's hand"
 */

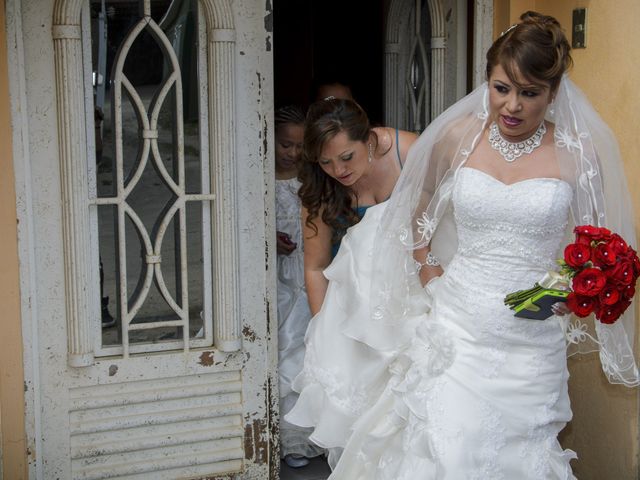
xmin=551 ymin=302 xmax=571 ymax=316
xmin=420 ymin=265 xmax=444 ymax=287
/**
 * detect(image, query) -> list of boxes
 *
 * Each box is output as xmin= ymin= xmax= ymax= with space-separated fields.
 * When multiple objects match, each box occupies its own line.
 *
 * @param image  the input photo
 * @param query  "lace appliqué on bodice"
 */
xmin=450 ymin=167 xmax=573 ymax=295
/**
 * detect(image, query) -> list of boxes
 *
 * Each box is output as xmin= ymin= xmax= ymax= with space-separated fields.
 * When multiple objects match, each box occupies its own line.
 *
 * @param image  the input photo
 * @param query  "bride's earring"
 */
xmin=368 ymin=143 xmax=373 ymax=164
xmin=548 ymin=97 xmax=556 ymax=116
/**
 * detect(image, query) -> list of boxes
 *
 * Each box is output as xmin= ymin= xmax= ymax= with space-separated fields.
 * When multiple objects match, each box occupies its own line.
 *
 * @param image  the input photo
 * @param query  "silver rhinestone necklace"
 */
xmin=488 ymin=121 xmax=547 ymax=162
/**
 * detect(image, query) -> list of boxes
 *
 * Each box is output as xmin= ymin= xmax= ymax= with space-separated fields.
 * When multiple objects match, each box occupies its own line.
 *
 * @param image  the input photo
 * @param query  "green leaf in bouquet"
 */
xmin=504 ymin=284 xmax=543 ymax=307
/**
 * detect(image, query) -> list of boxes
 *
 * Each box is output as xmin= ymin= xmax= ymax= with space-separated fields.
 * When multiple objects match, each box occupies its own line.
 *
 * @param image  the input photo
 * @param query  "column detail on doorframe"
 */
xmin=473 ymin=0 xmax=493 ymax=88
xmin=202 ymin=6 xmax=242 ymax=352
xmin=52 ymin=6 xmax=94 ymax=368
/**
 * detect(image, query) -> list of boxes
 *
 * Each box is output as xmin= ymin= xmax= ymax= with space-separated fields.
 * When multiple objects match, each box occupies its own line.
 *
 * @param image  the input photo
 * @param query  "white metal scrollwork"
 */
xmin=54 ymin=0 xmax=242 ymax=365
xmin=93 ymin=1 xmax=214 ymax=358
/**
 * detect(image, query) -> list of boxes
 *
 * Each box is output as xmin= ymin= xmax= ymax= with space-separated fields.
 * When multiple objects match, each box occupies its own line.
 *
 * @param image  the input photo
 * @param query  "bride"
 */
xmin=287 ymin=11 xmax=639 ymax=479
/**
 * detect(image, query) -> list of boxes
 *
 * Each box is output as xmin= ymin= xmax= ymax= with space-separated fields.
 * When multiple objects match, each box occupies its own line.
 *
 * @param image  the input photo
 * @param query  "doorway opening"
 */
xmin=273 ymin=0 xmax=385 ymax=124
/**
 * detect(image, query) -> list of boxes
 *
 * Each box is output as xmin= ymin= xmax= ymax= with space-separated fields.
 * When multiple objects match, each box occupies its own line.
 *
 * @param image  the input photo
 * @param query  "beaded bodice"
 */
xmin=448 ymin=167 xmax=573 ymax=295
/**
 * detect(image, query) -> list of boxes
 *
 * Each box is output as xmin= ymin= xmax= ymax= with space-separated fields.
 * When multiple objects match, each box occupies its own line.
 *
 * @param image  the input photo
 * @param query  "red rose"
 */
xmin=607 ymin=234 xmax=628 ymax=255
xmin=592 ymin=243 xmax=617 ymax=267
xmin=627 ymin=248 xmax=640 ymax=276
xmin=572 ymin=268 xmax=607 ymax=296
xmin=574 ymin=225 xmax=600 ymax=237
xmin=606 ymin=260 xmax=635 ymax=286
xmin=574 ymin=225 xmax=612 ymax=244
xmin=621 ymin=283 xmax=636 ymax=300
xmin=574 ymin=226 xmax=598 ymax=245
xmin=596 ymin=227 xmax=612 ymax=240
xmin=564 ymin=243 xmax=591 ymax=268
xmin=596 ymin=299 xmax=631 ymax=325
xmin=598 ymin=284 xmax=620 ymax=305
xmin=567 ymin=293 xmax=598 ymax=317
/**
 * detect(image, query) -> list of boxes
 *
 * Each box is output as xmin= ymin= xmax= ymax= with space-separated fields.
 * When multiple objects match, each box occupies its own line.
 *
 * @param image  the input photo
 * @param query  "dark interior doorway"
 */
xmin=273 ymin=0 xmax=385 ymax=124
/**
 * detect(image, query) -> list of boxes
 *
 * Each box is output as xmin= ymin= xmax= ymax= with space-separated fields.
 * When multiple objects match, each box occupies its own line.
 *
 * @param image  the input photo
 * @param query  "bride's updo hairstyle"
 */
xmin=487 ymin=11 xmax=572 ymax=93
xmin=299 ymin=98 xmax=378 ymax=237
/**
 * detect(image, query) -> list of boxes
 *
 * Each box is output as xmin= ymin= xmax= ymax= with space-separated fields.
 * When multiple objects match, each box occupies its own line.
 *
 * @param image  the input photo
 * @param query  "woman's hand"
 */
xmin=277 ymin=231 xmax=297 ymax=255
xmin=420 ymin=264 xmax=444 ymax=287
xmin=551 ymin=302 xmax=571 ymax=316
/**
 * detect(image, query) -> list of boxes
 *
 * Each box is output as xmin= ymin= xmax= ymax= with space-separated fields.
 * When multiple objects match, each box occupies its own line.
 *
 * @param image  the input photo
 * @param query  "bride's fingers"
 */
xmin=551 ymin=302 xmax=571 ymax=316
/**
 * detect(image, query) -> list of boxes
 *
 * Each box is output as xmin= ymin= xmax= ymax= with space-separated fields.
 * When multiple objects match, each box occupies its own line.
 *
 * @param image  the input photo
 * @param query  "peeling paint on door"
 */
xmin=242 ymin=326 xmax=257 ymax=343
xmin=244 ymin=418 xmax=269 ymax=464
xmin=199 ymin=351 xmax=215 ymax=366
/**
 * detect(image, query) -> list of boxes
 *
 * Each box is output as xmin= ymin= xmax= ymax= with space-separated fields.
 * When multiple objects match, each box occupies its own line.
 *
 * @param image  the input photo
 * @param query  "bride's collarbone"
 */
xmin=465 ymin=154 xmax=562 ymax=186
xmin=466 ymin=136 xmax=559 ymax=179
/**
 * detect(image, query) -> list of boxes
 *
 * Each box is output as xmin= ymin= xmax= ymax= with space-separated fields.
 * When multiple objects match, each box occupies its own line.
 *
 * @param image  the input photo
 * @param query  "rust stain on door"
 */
xmin=198 ymin=351 xmax=215 ymax=366
xmin=242 ymin=325 xmax=257 ymax=342
xmin=244 ymin=418 xmax=268 ymax=464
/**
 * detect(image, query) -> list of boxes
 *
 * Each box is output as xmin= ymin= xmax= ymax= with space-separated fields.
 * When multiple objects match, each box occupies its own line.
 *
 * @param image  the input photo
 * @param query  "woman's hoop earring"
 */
xmin=368 ymin=143 xmax=373 ymax=164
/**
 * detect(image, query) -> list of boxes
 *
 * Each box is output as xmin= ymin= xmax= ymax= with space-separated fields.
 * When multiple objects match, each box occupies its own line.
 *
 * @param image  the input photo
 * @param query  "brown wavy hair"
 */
xmin=298 ymin=98 xmax=376 ymax=239
xmin=487 ymin=11 xmax=572 ymax=93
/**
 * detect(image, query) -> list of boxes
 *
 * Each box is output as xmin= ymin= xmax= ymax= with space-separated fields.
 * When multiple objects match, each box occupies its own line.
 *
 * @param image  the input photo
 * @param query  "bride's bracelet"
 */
xmin=416 ymin=252 xmax=440 ymax=270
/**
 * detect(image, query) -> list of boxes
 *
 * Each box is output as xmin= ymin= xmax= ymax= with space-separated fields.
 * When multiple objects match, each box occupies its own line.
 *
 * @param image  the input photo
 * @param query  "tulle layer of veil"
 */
xmin=367 ymin=76 xmax=639 ymax=387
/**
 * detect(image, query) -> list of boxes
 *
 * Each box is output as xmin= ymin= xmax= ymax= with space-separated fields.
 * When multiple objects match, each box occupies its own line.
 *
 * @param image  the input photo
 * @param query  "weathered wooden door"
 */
xmin=8 ymin=0 xmax=277 ymax=478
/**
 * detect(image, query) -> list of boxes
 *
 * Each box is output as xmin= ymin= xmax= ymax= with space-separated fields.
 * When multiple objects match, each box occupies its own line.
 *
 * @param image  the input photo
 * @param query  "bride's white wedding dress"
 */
xmin=287 ymin=166 xmax=578 ymax=479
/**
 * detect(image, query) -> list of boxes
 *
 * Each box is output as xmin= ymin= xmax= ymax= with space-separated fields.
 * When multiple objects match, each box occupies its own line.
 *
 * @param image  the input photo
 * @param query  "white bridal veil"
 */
xmin=368 ymin=76 xmax=639 ymax=387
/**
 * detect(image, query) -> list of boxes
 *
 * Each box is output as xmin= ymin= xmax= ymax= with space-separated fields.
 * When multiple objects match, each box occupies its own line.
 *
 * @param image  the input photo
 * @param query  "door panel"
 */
xmin=69 ymin=360 xmax=245 ymax=479
xmin=10 ymin=0 xmax=276 ymax=478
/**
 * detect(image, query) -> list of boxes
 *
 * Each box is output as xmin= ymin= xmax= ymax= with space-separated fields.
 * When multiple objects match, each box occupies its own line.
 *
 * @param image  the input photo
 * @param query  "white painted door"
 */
xmin=8 ymin=0 xmax=277 ymax=478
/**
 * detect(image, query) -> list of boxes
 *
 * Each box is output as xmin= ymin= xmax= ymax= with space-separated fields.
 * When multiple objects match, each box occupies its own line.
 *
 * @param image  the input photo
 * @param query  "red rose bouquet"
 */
xmin=504 ymin=226 xmax=640 ymax=323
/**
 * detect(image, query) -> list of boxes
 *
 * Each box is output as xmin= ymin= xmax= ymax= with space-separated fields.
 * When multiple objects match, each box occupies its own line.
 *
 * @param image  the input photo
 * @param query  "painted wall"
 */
xmin=494 ymin=1 xmax=640 ymax=479
xmin=0 ymin=0 xmax=27 ymax=477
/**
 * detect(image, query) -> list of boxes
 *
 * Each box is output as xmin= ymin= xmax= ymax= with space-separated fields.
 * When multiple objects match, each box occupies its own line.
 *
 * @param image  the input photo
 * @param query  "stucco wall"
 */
xmin=494 ymin=1 xmax=640 ymax=479
xmin=0 ymin=0 xmax=27 ymax=477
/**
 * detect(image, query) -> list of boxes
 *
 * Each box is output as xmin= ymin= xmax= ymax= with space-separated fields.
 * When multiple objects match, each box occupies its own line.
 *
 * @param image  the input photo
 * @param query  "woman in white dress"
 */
xmin=284 ymin=99 xmax=417 ymax=467
xmin=274 ymin=105 xmax=324 ymax=468
xmin=288 ymin=11 xmax=639 ymax=479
